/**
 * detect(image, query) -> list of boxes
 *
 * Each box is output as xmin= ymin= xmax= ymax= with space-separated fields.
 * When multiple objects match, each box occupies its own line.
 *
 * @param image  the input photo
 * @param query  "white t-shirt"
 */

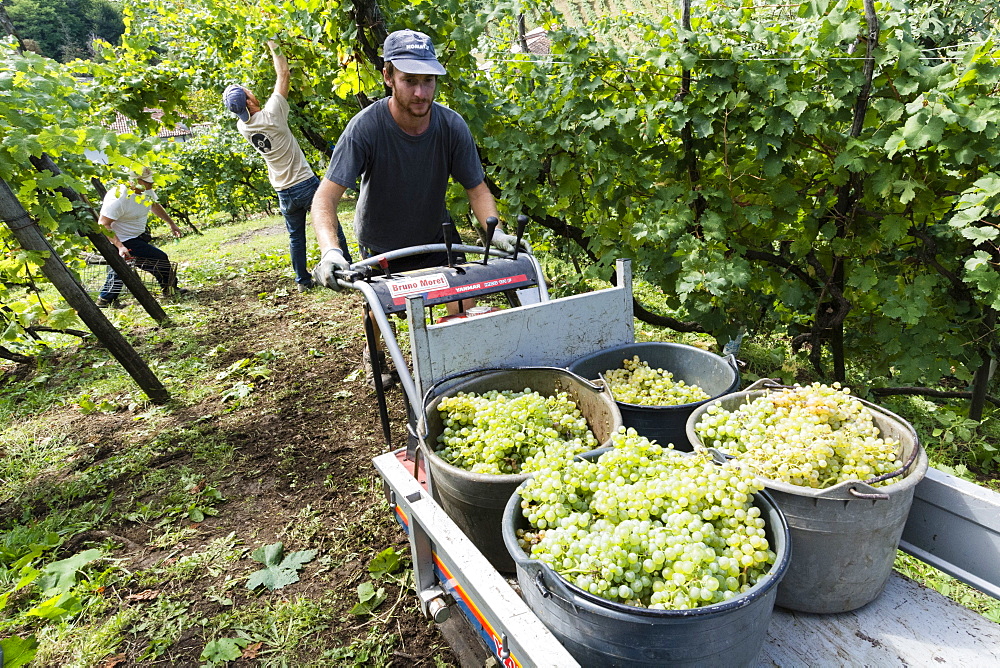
xmin=238 ymin=94 xmax=314 ymax=191
xmin=99 ymin=185 xmax=156 ymax=242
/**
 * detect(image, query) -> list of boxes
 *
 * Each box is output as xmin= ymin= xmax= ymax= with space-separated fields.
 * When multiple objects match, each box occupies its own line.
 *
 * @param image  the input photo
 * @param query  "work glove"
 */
xmin=491 ymin=230 xmax=531 ymax=255
xmin=312 ymin=248 xmax=351 ymax=290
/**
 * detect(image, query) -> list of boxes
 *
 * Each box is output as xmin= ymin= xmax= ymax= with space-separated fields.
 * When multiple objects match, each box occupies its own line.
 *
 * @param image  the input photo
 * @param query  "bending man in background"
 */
xmin=97 ymin=166 xmax=185 ymax=308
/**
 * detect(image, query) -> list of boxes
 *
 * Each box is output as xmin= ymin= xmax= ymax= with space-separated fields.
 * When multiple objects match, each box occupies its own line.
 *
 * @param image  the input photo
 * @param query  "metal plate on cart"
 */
xmin=365 ymin=255 xmax=540 ymax=314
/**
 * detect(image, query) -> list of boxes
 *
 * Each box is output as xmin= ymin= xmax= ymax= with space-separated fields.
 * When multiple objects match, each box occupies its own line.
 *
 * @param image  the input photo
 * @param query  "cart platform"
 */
xmin=356 ymin=255 xmax=1000 ymax=667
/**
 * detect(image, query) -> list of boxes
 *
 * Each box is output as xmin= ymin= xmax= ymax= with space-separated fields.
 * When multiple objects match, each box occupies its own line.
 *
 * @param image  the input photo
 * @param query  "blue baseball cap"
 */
xmin=383 ymin=30 xmax=446 ymax=76
xmin=223 ymin=84 xmax=250 ymax=122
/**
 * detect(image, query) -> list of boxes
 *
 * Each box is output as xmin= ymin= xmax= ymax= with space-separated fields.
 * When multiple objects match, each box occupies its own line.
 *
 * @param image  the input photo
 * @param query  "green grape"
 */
xmin=603 ymin=356 xmax=711 ymax=406
xmin=435 ymin=389 xmax=600 ymax=474
xmin=515 ymin=428 xmax=776 ymax=610
xmin=693 ymin=382 xmax=904 ymax=489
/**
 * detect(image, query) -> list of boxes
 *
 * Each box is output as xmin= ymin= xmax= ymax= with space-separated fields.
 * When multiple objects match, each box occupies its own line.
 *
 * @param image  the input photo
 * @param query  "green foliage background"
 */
xmin=3 ymin=0 xmax=1000 ymax=395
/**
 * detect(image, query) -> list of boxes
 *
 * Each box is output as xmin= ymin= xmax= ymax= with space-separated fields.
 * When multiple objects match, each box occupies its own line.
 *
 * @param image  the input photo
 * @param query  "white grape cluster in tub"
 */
xmin=435 ymin=388 xmax=600 ymax=474
xmin=693 ymin=382 xmax=903 ymax=488
xmin=515 ymin=428 xmax=776 ymax=610
xmin=603 ymin=355 xmax=711 ymax=406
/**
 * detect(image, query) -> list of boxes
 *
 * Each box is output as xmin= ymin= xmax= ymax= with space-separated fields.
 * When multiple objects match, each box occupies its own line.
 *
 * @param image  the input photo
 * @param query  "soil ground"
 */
xmin=0 ymin=222 xmax=465 ymax=666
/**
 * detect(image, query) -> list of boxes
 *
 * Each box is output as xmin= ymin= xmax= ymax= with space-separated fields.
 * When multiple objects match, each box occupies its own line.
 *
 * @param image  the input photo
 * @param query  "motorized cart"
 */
xmin=332 ymin=230 xmax=1000 ymax=667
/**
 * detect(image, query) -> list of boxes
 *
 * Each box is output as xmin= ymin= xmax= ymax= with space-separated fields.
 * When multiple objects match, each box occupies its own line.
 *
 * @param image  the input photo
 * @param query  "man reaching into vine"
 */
xmin=223 ymin=39 xmax=352 ymax=293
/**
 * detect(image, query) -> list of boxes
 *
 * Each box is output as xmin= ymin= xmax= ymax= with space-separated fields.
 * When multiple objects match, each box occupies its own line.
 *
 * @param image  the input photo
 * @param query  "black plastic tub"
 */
xmin=567 ymin=342 xmax=740 ymax=450
xmin=502 ymin=483 xmax=790 ymax=667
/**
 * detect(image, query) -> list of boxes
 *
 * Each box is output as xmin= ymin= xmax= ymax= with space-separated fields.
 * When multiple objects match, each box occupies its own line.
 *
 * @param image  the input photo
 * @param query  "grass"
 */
xmin=0 ymin=202 xmax=421 ymax=666
xmin=894 ymin=552 xmax=1000 ymax=623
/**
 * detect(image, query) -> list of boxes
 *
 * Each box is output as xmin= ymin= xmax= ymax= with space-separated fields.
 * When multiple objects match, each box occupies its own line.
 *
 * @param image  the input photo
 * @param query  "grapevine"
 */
xmin=435 ymin=389 xmax=600 ymax=474
xmin=603 ymin=355 xmax=711 ymax=406
xmin=693 ymin=383 xmax=904 ymax=489
xmin=516 ymin=428 xmax=776 ymax=610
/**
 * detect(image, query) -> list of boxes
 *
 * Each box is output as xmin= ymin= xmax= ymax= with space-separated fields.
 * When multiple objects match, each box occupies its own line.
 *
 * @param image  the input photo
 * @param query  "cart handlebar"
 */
xmin=332 ymin=243 xmax=533 ymax=290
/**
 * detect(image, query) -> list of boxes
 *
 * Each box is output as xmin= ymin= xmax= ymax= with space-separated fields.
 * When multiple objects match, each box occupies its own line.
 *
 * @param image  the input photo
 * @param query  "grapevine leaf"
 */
xmin=246 ymin=542 xmax=316 ymax=591
xmin=25 ymin=592 xmax=84 ymax=620
xmin=960 ymin=226 xmax=998 ymax=245
xmin=357 ymin=581 xmax=377 ymax=602
xmin=350 ymin=582 xmax=387 ymax=615
xmin=0 ymin=635 xmax=39 ymax=668
xmin=368 ymin=547 xmax=402 ymax=578
xmin=200 ymin=637 xmax=250 ymax=663
xmin=37 ymin=548 xmax=103 ymax=595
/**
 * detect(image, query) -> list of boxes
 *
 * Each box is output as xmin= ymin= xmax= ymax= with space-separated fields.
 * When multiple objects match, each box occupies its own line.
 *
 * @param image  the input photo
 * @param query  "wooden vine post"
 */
xmin=969 ymin=310 xmax=996 ymax=422
xmin=0 ymin=178 xmax=170 ymax=404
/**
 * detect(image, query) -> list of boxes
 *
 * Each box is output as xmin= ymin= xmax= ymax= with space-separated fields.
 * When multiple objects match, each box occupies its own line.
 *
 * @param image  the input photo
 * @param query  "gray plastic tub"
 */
xmin=502 ymin=483 xmax=790 ymax=667
xmin=686 ymin=383 xmax=928 ymax=613
xmin=420 ymin=367 xmax=623 ymax=573
xmin=567 ymin=342 xmax=739 ymax=451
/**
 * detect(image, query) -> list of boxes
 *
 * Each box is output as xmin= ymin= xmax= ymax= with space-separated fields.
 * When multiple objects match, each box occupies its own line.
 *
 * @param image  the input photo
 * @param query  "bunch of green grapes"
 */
xmin=603 ymin=356 xmax=711 ymax=406
xmin=516 ymin=428 xmax=776 ymax=610
xmin=435 ymin=388 xmax=600 ymax=474
xmin=693 ymin=382 xmax=903 ymax=489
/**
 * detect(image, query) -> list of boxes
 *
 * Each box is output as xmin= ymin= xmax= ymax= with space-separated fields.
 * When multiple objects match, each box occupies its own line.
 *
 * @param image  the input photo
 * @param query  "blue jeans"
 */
xmin=99 ymin=237 xmax=177 ymax=302
xmin=277 ymin=175 xmax=352 ymax=285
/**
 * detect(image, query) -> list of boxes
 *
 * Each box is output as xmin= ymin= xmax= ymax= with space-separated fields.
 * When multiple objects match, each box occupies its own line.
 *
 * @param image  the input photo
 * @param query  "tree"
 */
xmin=153 ymin=128 xmax=275 ymax=224
xmin=0 ymin=177 xmax=170 ymax=402
xmin=5 ymin=0 xmax=123 ymax=61
xmin=0 ymin=38 xmax=164 ymax=362
xmin=466 ymin=0 xmax=1000 ymax=397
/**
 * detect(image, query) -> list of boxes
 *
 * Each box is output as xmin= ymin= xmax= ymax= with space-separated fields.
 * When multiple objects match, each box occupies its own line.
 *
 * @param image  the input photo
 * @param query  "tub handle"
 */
xmin=526 ymin=562 xmax=582 ymax=613
xmin=855 ymin=395 xmax=922 ymax=486
xmin=743 ymin=377 xmax=786 ymax=392
xmin=597 ymin=371 xmax=617 ymax=402
xmin=724 ymin=352 xmax=744 ymax=375
xmin=849 ymin=487 xmax=891 ymax=500
xmin=533 ymin=570 xmax=552 ymax=598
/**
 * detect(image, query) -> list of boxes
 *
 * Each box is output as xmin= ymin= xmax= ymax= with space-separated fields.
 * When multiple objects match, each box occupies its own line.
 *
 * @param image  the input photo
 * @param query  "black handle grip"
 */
xmin=442 ymin=219 xmax=455 ymax=267
xmin=513 ymin=214 xmax=528 ymax=260
xmin=482 ymin=216 xmax=499 ymax=265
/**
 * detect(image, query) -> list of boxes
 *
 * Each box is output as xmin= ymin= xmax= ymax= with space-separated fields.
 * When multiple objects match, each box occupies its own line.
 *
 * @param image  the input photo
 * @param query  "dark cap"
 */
xmin=383 ymin=30 xmax=446 ymax=76
xmin=223 ymin=84 xmax=250 ymax=122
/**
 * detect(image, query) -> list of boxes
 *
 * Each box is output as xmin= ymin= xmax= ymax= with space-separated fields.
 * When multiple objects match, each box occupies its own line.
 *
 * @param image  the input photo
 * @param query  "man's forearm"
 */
xmin=312 ymin=180 xmax=347 ymax=253
xmin=312 ymin=204 xmax=342 ymax=253
xmin=99 ymin=215 xmax=127 ymax=252
xmin=466 ymin=180 xmax=500 ymax=230
xmin=268 ymin=40 xmax=290 ymax=98
xmin=150 ymin=203 xmax=172 ymax=224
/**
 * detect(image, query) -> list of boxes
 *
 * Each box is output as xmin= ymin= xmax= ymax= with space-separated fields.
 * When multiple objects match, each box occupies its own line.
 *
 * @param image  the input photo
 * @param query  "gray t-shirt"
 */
xmin=324 ymin=98 xmax=485 ymax=251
